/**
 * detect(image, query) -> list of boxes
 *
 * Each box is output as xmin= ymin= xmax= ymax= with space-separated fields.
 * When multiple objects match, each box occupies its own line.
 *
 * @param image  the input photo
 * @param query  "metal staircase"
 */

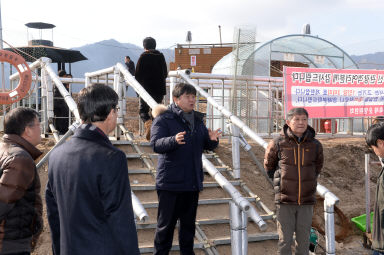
xmin=112 ymin=127 xmax=278 ymax=254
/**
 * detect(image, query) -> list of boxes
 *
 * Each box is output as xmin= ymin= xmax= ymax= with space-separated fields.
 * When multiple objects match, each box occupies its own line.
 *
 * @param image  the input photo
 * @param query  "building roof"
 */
xmin=25 ymin=22 xmax=56 ymax=29
xmin=212 ymin=34 xmax=359 ymax=76
xmin=5 ymin=45 xmax=87 ymax=63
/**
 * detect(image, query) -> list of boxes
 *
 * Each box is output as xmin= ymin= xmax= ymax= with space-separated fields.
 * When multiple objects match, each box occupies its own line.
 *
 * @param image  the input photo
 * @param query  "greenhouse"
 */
xmin=212 ymin=34 xmax=359 ymax=77
xmin=209 ymin=34 xmax=363 ymax=134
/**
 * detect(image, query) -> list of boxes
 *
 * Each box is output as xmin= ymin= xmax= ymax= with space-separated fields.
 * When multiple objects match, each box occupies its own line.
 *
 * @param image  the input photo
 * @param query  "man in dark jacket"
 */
xmin=264 ymin=107 xmax=323 ymax=255
xmin=125 ymin=56 xmax=135 ymax=76
xmin=0 ymin=107 xmax=43 ymax=255
xmin=135 ymin=37 xmax=168 ymax=140
xmin=53 ymin=70 xmax=71 ymax=135
xmin=46 ymin=84 xmax=139 ymax=255
xmin=366 ymin=123 xmax=384 ymax=255
xmin=150 ymin=83 xmax=221 ymax=255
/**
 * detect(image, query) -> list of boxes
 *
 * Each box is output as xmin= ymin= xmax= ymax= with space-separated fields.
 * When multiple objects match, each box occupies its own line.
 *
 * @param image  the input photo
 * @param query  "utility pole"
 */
xmin=218 ymin=25 xmax=222 ymax=46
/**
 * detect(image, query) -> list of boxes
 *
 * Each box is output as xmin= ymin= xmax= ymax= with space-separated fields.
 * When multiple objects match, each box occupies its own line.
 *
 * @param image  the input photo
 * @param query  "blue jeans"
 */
xmin=373 ymin=251 xmax=384 ymax=255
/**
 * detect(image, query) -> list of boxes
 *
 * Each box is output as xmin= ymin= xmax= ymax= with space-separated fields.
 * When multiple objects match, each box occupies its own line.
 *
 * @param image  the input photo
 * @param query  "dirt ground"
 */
xmin=32 ymin=135 xmax=380 ymax=255
xmin=31 ymin=98 xmax=381 ymax=254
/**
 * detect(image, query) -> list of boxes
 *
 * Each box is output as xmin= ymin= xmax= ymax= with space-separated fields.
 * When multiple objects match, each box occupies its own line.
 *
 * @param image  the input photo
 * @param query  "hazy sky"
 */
xmin=1 ymin=0 xmax=384 ymax=55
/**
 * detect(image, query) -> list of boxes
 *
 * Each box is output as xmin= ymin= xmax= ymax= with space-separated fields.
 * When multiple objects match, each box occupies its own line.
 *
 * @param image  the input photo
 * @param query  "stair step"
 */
xmin=131 ymin=181 xmax=241 ymax=191
xmin=112 ymin=140 xmax=151 ymax=146
xmin=139 ymin=243 xmax=205 ymax=254
xmin=136 ymin=216 xmax=274 ymax=230
xmin=212 ymin=232 xmax=279 ymax=246
xmin=141 ymin=197 xmax=257 ymax=209
xmin=128 ymin=169 xmax=154 ymax=174
xmin=138 ymin=233 xmax=278 ymax=253
xmin=128 ymin=167 xmax=228 ymax=174
xmin=126 ymin=153 xmax=216 ymax=159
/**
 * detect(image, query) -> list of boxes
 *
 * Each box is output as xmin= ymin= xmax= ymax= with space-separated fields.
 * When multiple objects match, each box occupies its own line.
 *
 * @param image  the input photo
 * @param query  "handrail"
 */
xmin=33 ymin=59 xmax=148 ymax=223
xmin=169 ymin=70 xmax=269 ymax=149
xmin=117 ymin=63 xmax=267 ymax=231
xmin=40 ymin=58 xmax=81 ymax=122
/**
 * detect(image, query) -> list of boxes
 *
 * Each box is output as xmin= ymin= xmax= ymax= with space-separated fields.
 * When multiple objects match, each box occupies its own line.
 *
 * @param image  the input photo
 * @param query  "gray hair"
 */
xmin=286 ymin=107 xmax=308 ymax=120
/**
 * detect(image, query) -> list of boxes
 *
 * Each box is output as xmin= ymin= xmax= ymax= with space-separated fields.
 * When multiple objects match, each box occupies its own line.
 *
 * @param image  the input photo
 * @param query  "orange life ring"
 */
xmin=0 ymin=50 xmax=32 ymax=105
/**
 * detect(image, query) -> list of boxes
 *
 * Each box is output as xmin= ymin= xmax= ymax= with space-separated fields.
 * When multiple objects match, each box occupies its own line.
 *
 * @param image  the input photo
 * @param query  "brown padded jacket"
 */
xmin=0 ymin=134 xmax=42 ymax=245
xmin=264 ymin=124 xmax=323 ymax=205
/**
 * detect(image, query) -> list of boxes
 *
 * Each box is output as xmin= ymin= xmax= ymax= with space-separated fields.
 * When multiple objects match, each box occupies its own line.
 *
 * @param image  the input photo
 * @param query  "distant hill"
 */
xmin=351 ymin=52 xmax=384 ymax=70
xmin=70 ymin=39 xmax=174 ymax=77
xmin=67 ymin=39 xmax=174 ymax=95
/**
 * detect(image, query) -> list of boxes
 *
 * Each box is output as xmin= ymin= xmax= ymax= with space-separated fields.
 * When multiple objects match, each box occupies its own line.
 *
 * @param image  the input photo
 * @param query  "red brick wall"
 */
xmin=170 ymin=47 xmax=233 ymax=73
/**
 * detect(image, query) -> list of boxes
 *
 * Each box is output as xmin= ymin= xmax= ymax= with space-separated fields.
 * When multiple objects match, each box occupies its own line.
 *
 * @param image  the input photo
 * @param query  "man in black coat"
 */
xmin=135 ymin=37 xmax=168 ymax=140
xmin=150 ymin=83 xmax=221 ymax=255
xmin=46 ymin=84 xmax=139 ymax=255
xmin=124 ymin=56 xmax=135 ymax=76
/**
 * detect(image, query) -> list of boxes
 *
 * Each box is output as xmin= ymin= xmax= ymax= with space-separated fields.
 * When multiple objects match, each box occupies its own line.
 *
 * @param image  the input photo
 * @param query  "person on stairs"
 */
xmin=135 ymin=37 xmax=168 ymax=140
xmin=150 ymin=83 xmax=222 ymax=255
xmin=46 ymin=84 xmax=139 ymax=255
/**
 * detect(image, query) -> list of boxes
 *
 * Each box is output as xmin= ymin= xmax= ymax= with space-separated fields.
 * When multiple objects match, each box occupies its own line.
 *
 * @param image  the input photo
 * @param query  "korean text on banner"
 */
xmin=283 ymin=67 xmax=384 ymax=118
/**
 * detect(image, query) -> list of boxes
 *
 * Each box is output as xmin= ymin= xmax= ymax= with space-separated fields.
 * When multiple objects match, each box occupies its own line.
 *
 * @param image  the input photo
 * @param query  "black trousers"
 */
xmin=154 ymin=190 xmax=199 ymax=255
xmin=53 ymin=99 xmax=70 ymax=135
xmin=139 ymin=94 xmax=164 ymax=123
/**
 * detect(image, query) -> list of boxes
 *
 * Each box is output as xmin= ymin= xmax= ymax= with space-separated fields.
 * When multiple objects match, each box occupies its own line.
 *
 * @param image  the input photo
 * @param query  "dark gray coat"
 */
xmin=150 ymin=104 xmax=218 ymax=191
xmin=46 ymin=124 xmax=139 ymax=255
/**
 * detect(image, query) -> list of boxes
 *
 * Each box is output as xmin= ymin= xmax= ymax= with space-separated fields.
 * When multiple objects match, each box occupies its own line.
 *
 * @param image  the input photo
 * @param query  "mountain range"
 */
xmin=68 ymin=39 xmax=384 ymax=77
xmin=70 ymin=39 xmax=174 ymax=78
xmin=350 ymin=52 xmax=384 ymax=70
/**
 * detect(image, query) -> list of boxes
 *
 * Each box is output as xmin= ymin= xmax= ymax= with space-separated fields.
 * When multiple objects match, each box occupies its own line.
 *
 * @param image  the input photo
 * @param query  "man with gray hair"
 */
xmin=264 ymin=107 xmax=323 ymax=254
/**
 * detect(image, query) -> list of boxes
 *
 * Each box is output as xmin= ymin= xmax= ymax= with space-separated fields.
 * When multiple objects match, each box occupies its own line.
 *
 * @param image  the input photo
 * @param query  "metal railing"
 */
xmin=7 ymin=59 xmax=341 ymax=254
xmin=8 ymin=58 xmax=149 ymax=223
xmin=169 ymin=69 xmax=340 ymax=255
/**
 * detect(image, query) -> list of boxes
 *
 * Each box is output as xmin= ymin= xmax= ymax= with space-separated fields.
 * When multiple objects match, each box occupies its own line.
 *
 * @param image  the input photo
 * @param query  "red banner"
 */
xmin=284 ymin=67 xmax=384 ymax=118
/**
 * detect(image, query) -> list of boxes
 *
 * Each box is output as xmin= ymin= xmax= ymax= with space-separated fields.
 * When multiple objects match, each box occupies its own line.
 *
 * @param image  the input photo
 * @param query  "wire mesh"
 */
xmin=231 ymin=27 xmax=257 ymax=130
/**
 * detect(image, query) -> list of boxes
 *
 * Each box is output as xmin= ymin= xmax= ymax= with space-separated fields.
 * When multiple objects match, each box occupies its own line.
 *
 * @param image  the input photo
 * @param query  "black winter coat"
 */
xmin=150 ymin=104 xmax=218 ymax=191
xmin=135 ymin=49 xmax=167 ymax=96
xmin=46 ymin=124 xmax=139 ymax=255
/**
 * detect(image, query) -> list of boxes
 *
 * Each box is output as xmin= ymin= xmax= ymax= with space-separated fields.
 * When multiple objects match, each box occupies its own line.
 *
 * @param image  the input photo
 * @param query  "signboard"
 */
xmin=284 ymin=53 xmax=295 ymax=62
xmin=284 ymin=67 xmax=384 ymax=118
xmin=191 ymin=55 xmax=196 ymax=67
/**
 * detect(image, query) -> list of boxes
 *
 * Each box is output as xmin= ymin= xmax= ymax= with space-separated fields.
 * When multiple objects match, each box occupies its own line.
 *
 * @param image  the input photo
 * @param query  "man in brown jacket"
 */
xmin=0 ymin=108 xmax=43 ymax=255
xmin=264 ymin=107 xmax=323 ymax=255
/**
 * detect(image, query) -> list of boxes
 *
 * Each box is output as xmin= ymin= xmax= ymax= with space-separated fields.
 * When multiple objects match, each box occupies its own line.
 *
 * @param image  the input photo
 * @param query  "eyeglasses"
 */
xmin=114 ymin=106 xmax=120 ymax=113
xmin=27 ymin=123 xmax=41 ymax=128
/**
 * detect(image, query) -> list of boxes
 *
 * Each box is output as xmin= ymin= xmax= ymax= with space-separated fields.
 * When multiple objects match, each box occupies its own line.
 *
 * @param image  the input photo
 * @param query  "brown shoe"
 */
xmin=144 ymin=120 xmax=152 ymax=141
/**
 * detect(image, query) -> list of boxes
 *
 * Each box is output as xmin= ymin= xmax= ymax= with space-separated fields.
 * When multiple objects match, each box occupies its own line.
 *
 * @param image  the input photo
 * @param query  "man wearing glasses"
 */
xmin=0 ymin=108 xmax=43 ymax=255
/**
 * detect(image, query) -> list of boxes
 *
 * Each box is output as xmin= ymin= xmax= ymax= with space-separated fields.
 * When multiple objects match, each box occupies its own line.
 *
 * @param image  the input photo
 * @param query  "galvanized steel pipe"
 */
xmin=116 ymin=63 xmax=157 ymax=108
xmin=41 ymin=58 xmax=81 ymax=122
xmin=203 ymin=155 xmax=267 ymax=231
xmin=230 ymin=124 xmax=241 ymax=179
xmin=171 ymin=69 xmax=340 ymax=254
xmin=170 ymin=70 xmax=269 ymax=149
xmin=131 ymin=191 xmax=149 ymax=223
